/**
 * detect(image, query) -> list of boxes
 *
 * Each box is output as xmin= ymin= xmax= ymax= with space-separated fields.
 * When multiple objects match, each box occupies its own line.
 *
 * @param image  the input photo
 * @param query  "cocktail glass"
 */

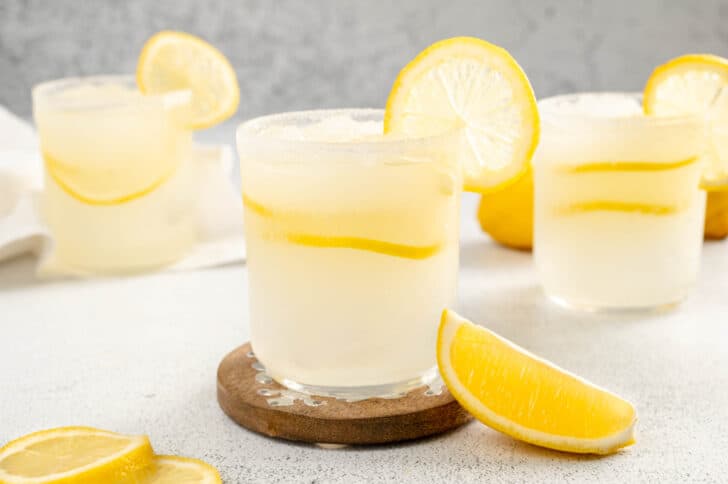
xmin=237 ymin=109 xmax=461 ymax=399
xmin=533 ymin=92 xmax=707 ymax=311
xmin=33 ymin=75 xmax=196 ymax=274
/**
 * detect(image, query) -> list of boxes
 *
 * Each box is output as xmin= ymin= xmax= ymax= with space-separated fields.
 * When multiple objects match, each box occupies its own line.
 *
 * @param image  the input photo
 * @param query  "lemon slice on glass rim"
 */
xmin=644 ymin=53 xmax=728 ymax=190
xmin=137 ymin=30 xmax=240 ymax=130
xmin=384 ymin=37 xmax=540 ymax=193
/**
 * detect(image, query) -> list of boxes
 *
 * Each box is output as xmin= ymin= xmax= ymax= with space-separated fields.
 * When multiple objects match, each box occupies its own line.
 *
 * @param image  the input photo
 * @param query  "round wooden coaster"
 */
xmin=217 ymin=343 xmax=472 ymax=445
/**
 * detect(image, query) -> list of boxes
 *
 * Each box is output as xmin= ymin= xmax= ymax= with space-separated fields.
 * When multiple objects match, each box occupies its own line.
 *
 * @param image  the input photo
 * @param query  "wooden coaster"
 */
xmin=217 ymin=343 xmax=472 ymax=445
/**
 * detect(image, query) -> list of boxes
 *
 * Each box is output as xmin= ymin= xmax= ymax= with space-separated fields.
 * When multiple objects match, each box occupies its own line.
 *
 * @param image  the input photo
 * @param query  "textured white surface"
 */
xmin=1 ymin=192 xmax=727 ymax=483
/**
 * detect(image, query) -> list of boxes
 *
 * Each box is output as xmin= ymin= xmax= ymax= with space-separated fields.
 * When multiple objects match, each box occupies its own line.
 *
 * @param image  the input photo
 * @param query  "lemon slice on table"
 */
xmin=146 ymin=455 xmax=222 ymax=484
xmin=384 ymin=37 xmax=539 ymax=193
xmin=437 ymin=310 xmax=637 ymax=454
xmin=0 ymin=426 xmax=154 ymax=483
xmin=644 ymin=54 xmax=728 ymax=190
xmin=137 ymin=30 xmax=240 ymax=129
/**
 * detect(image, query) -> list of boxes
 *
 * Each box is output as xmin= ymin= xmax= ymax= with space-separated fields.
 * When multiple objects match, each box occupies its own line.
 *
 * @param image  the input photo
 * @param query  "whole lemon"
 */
xmin=705 ymin=190 xmax=728 ymax=240
xmin=477 ymin=167 xmax=533 ymax=250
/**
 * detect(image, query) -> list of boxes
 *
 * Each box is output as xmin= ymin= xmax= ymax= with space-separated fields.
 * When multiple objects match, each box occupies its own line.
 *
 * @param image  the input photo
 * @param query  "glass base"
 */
xmin=275 ymin=366 xmax=439 ymax=401
xmin=547 ymin=293 xmax=684 ymax=314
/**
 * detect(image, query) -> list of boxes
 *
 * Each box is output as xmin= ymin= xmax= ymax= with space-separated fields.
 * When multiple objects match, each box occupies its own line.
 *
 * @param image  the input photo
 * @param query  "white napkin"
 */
xmin=0 ymin=105 xmax=246 ymax=277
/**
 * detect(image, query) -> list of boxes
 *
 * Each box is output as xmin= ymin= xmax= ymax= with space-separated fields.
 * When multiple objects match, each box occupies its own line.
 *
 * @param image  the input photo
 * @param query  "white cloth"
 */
xmin=0 ymin=105 xmax=245 ymax=277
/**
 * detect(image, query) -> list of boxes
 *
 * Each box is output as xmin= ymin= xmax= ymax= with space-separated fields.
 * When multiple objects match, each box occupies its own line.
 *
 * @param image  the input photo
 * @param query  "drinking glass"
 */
xmin=33 ymin=75 xmax=196 ymax=274
xmin=237 ymin=109 xmax=461 ymax=399
xmin=533 ymin=92 xmax=707 ymax=311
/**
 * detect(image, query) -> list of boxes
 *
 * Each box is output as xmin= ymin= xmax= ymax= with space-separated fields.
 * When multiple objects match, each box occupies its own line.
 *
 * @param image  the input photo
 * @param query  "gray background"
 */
xmin=2 ymin=0 xmax=728 ymax=121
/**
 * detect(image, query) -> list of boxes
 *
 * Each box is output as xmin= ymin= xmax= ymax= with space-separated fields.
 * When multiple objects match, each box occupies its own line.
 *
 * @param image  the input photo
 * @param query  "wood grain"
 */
xmin=217 ymin=343 xmax=472 ymax=445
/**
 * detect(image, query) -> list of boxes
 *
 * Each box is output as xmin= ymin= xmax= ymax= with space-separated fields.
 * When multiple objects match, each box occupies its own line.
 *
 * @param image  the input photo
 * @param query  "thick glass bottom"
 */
xmin=275 ymin=366 xmax=439 ymax=401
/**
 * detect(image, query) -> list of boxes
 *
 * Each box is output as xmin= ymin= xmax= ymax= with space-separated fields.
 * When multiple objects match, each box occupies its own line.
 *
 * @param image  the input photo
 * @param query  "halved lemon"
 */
xmin=0 ymin=426 xmax=154 ymax=483
xmin=384 ymin=37 xmax=539 ymax=193
xmin=644 ymin=54 xmax=728 ymax=190
xmin=137 ymin=31 xmax=240 ymax=130
xmin=146 ymin=455 xmax=221 ymax=483
xmin=437 ymin=310 xmax=637 ymax=454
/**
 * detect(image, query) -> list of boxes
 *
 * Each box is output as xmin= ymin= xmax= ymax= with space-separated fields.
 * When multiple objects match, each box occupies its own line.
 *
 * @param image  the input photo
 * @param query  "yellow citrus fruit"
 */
xmin=0 ymin=426 xmax=154 ymax=483
xmin=145 ymin=455 xmax=221 ymax=483
xmin=477 ymin=167 xmax=533 ymax=250
xmin=384 ymin=37 xmax=539 ymax=193
xmin=437 ymin=309 xmax=637 ymax=454
xmin=137 ymin=31 xmax=240 ymax=130
xmin=705 ymin=190 xmax=728 ymax=239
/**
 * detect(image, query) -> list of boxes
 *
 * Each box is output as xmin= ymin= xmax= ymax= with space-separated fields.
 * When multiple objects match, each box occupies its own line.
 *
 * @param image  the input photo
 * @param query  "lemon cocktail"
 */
xmin=33 ymin=31 xmax=239 ymax=274
xmin=533 ymin=93 xmax=707 ymax=310
xmin=239 ymin=110 xmax=461 ymax=397
xmin=239 ymin=38 xmax=539 ymax=399
xmin=34 ymin=76 xmax=196 ymax=273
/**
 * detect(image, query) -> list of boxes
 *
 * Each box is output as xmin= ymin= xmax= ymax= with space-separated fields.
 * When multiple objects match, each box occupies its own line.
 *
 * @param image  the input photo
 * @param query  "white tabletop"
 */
xmin=1 ymin=191 xmax=727 ymax=483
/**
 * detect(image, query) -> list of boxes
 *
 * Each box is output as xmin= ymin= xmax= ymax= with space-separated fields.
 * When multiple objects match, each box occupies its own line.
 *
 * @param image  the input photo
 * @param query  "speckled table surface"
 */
xmin=1 ymin=187 xmax=727 ymax=482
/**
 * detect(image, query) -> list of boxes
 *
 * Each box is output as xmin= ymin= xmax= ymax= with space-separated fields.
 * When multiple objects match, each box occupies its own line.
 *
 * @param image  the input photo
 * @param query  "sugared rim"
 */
xmin=539 ymin=91 xmax=706 ymax=127
xmin=236 ymin=108 xmax=460 ymax=154
xmin=32 ymin=74 xmax=190 ymax=111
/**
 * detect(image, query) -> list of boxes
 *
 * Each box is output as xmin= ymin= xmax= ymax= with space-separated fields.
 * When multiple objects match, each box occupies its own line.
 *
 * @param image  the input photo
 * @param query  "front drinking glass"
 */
xmin=237 ymin=109 xmax=461 ymax=399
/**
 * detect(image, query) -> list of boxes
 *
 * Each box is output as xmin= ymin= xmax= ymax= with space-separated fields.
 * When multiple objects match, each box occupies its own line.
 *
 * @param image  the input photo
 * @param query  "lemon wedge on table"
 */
xmin=384 ymin=37 xmax=540 ymax=193
xmin=437 ymin=310 xmax=637 ymax=454
xmin=149 ymin=455 xmax=222 ymax=484
xmin=0 ymin=426 xmax=154 ymax=483
xmin=137 ymin=30 xmax=240 ymax=129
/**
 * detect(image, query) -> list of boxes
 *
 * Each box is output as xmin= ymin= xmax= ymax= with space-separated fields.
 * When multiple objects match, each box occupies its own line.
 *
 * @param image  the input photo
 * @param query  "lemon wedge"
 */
xmin=644 ymin=54 xmax=728 ymax=190
xmin=437 ymin=310 xmax=637 ymax=454
xmin=146 ymin=455 xmax=221 ymax=484
xmin=384 ymin=37 xmax=539 ymax=193
xmin=0 ymin=426 xmax=154 ymax=483
xmin=137 ymin=31 xmax=240 ymax=129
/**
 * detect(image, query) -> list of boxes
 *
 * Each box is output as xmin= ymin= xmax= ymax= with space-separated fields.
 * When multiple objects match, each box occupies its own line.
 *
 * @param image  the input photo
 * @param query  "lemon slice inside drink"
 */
xmin=644 ymin=54 xmax=728 ymax=190
xmin=437 ymin=310 xmax=637 ymax=455
xmin=0 ymin=426 xmax=154 ymax=483
xmin=384 ymin=37 xmax=539 ymax=193
xmin=137 ymin=31 xmax=240 ymax=130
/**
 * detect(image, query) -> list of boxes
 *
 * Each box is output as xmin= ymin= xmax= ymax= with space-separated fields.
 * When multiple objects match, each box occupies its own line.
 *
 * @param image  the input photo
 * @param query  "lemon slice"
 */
xmin=137 ymin=31 xmax=240 ymax=129
xmin=437 ymin=310 xmax=637 ymax=454
xmin=644 ymin=54 xmax=728 ymax=190
xmin=146 ymin=456 xmax=221 ymax=483
xmin=384 ymin=37 xmax=539 ymax=193
xmin=243 ymin=194 xmax=444 ymax=259
xmin=0 ymin=426 xmax=154 ymax=483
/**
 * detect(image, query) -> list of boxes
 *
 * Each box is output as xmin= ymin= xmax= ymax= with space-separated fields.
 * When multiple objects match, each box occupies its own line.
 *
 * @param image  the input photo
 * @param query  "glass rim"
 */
xmin=538 ymin=91 xmax=706 ymax=127
xmin=236 ymin=108 xmax=460 ymax=154
xmin=32 ymin=74 xmax=191 ymax=112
